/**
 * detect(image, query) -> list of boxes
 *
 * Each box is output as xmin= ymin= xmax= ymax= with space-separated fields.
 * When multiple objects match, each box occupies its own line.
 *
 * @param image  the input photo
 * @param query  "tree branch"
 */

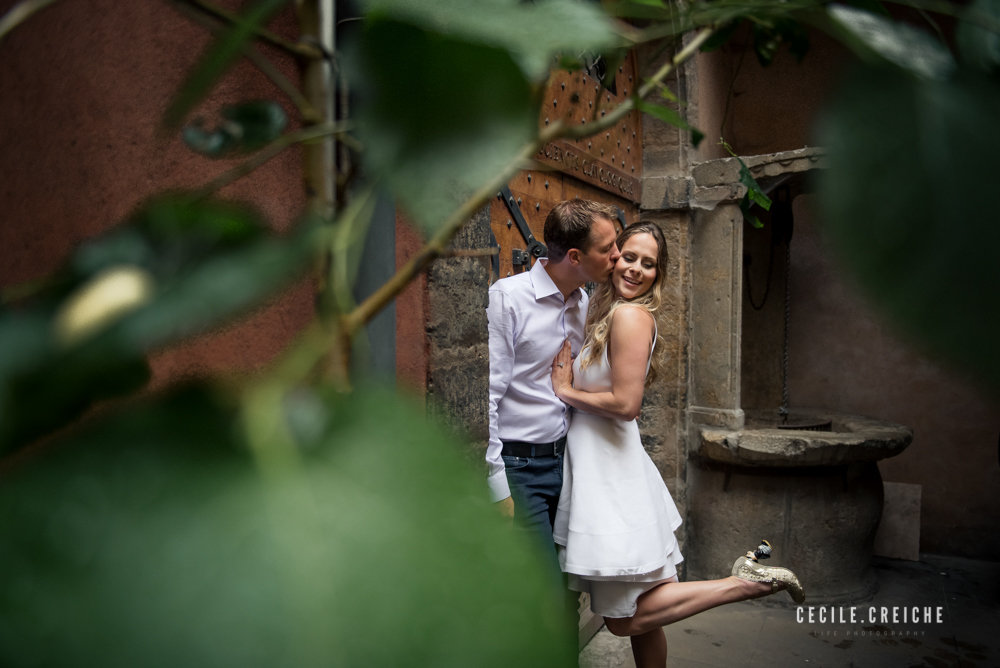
xmin=340 ymin=141 xmax=538 ymax=340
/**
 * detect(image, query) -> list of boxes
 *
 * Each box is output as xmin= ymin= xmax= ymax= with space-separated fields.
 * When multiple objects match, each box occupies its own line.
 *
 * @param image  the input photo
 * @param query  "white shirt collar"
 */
xmin=531 ymin=258 xmax=583 ymax=304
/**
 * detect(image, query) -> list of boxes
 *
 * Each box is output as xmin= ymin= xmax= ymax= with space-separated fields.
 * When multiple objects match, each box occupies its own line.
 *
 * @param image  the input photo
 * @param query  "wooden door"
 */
xmin=490 ymin=51 xmax=642 ymax=280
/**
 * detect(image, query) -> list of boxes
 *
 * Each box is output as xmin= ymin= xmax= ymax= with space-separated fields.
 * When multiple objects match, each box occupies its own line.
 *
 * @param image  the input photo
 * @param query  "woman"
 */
xmin=550 ymin=223 xmax=803 ymax=667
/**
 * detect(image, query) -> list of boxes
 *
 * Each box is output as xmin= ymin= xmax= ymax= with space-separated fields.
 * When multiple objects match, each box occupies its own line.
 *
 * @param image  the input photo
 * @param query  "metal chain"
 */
xmin=779 ymin=241 xmax=791 ymax=424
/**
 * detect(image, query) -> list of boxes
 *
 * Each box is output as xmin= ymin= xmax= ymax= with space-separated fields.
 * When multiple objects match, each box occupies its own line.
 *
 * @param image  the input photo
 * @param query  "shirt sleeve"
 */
xmin=486 ymin=288 xmax=514 ymax=502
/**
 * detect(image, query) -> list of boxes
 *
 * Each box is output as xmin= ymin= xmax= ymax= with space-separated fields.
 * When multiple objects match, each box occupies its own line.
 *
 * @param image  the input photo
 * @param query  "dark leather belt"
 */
xmin=501 ymin=435 xmax=566 ymax=457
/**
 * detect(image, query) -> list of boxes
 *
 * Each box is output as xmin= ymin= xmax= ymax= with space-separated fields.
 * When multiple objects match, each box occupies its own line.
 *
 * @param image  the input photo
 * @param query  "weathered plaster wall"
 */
xmin=694 ymin=27 xmax=849 ymax=160
xmin=1 ymin=1 xmax=314 ymax=389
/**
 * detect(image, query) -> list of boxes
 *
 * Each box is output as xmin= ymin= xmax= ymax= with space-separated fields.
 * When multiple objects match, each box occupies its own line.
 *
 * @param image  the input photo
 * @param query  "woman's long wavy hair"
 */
xmin=579 ymin=222 xmax=668 ymax=385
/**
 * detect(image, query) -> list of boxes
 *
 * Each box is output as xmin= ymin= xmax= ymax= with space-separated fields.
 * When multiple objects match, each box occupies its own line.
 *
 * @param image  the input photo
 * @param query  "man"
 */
xmin=486 ymin=198 xmax=620 ymax=569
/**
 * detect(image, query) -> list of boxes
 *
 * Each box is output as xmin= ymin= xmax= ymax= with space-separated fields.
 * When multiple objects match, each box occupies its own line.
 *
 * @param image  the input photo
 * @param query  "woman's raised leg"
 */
xmin=605 ymin=576 xmax=770 ymax=637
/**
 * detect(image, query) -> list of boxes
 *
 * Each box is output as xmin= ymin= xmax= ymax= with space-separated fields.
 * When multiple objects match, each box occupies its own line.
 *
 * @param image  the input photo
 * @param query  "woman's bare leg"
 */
xmin=605 ymin=577 xmax=770 ymax=637
xmin=629 ymin=628 xmax=667 ymax=668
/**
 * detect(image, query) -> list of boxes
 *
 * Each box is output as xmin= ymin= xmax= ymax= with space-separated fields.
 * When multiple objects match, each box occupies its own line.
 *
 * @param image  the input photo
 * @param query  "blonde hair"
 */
xmin=580 ymin=223 xmax=668 ymax=385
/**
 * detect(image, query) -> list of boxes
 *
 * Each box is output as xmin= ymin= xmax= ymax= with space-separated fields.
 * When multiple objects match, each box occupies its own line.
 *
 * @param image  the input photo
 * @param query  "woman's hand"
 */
xmin=551 ymin=340 xmax=574 ymax=398
xmin=549 ymin=306 xmax=654 ymax=421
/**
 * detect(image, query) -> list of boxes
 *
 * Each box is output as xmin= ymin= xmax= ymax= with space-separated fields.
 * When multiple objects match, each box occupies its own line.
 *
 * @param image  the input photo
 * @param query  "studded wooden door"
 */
xmin=490 ymin=52 xmax=642 ymax=279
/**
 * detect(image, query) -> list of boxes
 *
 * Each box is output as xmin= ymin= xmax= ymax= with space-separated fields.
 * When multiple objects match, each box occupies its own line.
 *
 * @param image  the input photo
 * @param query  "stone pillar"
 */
xmin=684 ymin=148 xmax=824 ymax=433
xmin=687 ymin=204 xmax=745 ymax=431
xmin=426 ymin=205 xmax=491 ymax=452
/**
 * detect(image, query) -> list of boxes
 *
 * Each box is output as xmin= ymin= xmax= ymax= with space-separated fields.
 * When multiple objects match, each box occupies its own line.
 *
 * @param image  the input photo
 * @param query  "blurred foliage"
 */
xmin=347 ymin=0 xmax=619 ymax=234
xmin=183 ymin=100 xmax=288 ymax=156
xmin=3 ymin=0 xmax=1000 ymax=664
xmin=163 ymin=0 xmax=289 ymax=128
xmin=0 ymin=385 xmax=573 ymax=667
xmin=815 ymin=0 xmax=1000 ymax=389
xmin=0 ymin=195 xmax=316 ymax=453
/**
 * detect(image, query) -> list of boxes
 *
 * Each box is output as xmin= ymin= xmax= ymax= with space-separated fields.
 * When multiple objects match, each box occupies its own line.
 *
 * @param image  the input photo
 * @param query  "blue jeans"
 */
xmin=503 ymin=451 xmax=564 ymax=583
xmin=504 ymin=450 xmax=578 ymax=656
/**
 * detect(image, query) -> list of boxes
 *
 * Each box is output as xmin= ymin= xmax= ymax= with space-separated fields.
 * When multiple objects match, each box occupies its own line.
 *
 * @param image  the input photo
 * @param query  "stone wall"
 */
xmin=425 ymin=206 xmax=492 ymax=467
xmin=636 ymin=211 xmax=692 ymax=545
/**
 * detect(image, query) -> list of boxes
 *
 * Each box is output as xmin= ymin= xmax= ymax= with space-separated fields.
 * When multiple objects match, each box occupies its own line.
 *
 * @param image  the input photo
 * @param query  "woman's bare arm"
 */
xmin=550 ymin=305 xmax=654 ymax=421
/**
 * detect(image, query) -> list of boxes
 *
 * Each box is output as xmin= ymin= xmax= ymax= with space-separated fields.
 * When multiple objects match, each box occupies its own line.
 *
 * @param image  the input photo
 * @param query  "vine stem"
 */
xmin=0 ymin=0 xmax=58 ymax=43
xmin=338 ymin=25 xmax=717 ymax=343
xmin=194 ymin=122 xmax=348 ymax=198
xmin=339 ymin=141 xmax=538 ymax=341
xmin=173 ymin=0 xmax=319 ymax=121
xmin=173 ymin=0 xmax=325 ymax=60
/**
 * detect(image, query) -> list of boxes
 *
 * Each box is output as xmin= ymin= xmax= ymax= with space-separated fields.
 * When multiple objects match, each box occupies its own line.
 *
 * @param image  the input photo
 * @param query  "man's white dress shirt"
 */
xmin=486 ymin=259 xmax=588 ymax=502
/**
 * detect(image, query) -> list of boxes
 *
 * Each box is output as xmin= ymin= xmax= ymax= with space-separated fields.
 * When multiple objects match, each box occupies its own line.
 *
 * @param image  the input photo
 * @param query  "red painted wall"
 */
xmin=1 ymin=1 xmax=314 ymax=389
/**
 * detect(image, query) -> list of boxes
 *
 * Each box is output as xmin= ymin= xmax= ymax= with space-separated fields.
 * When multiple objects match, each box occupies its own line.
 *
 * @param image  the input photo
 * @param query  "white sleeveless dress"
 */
xmin=552 ymin=330 xmax=683 ymax=618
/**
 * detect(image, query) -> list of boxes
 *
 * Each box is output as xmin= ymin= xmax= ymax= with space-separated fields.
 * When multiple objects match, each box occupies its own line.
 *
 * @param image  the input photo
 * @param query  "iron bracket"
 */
xmin=511 ymin=248 xmax=530 ymax=269
xmin=498 ymin=185 xmax=547 ymax=266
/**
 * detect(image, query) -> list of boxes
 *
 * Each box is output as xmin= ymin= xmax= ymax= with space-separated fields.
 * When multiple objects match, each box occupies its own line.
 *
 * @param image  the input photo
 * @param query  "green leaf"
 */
xmin=183 ymin=101 xmax=289 ymax=157
xmin=362 ymin=0 xmax=619 ymax=81
xmin=814 ymin=63 xmax=1000 ymax=389
xmin=720 ymin=139 xmax=771 ymax=222
xmin=0 ymin=384 xmax=576 ymax=667
xmin=0 ymin=308 xmax=152 ymax=454
xmin=182 ymin=123 xmax=236 ymax=156
xmin=826 ymin=4 xmax=955 ymax=79
xmin=655 ymin=82 xmax=680 ymax=104
xmin=739 ymin=163 xmax=772 ymax=211
xmin=348 ymin=1 xmax=618 ymax=233
xmin=700 ymin=19 xmax=744 ymax=53
xmin=636 ymin=99 xmax=705 ymax=147
xmin=71 ymin=195 xmax=268 ymax=283
xmin=0 ymin=196 xmax=318 ymax=453
xmin=957 ymin=0 xmax=1000 ymax=75
xmin=752 ymin=17 xmax=811 ymax=66
xmin=348 ymin=19 xmax=539 ymax=234
xmin=164 ymin=0 xmax=289 ymax=128
xmin=740 ymin=199 xmax=765 ymax=229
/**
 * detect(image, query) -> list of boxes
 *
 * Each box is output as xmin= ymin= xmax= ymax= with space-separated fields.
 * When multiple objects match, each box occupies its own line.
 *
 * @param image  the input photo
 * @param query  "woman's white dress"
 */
xmin=552 ymin=333 xmax=683 ymax=618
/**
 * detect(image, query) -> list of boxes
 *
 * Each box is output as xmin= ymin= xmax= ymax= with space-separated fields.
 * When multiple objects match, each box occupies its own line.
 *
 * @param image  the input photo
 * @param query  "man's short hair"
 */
xmin=543 ymin=199 xmax=618 ymax=262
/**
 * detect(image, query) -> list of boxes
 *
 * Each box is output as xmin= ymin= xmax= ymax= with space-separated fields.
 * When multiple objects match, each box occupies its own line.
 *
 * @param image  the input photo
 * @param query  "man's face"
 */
xmin=577 ymin=216 xmax=620 ymax=283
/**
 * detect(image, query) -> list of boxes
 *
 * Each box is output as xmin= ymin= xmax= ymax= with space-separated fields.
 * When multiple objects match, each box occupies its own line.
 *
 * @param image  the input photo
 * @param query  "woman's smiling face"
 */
xmin=612 ymin=232 xmax=659 ymax=300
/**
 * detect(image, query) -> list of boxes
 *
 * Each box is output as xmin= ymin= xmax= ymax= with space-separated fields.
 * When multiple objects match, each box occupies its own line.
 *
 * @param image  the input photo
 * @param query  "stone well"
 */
xmin=683 ymin=410 xmax=912 ymax=603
